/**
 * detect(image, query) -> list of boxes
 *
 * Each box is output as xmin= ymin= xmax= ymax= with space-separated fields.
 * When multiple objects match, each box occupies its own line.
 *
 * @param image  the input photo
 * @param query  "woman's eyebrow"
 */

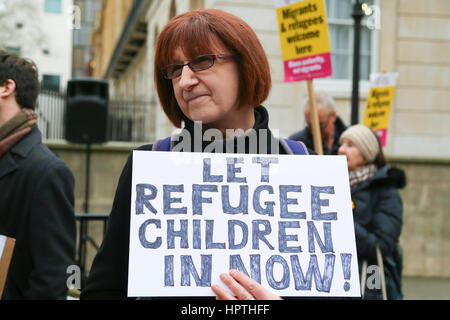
xmin=170 ymin=58 xmax=185 ymax=64
xmin=169 ymin=52 xmax=192 ymax=64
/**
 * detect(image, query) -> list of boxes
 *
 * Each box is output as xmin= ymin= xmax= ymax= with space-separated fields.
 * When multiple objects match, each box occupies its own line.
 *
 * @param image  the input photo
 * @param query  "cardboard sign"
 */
xmin=0 ymin=235 xmax=16 ymax=297
xmin=128 ymin=151 xmax=360 ymax=298
xmin=275 ymin=0 xmax=332 ymax=82
xmin=363 ymin=72 xmax=398 ymax=146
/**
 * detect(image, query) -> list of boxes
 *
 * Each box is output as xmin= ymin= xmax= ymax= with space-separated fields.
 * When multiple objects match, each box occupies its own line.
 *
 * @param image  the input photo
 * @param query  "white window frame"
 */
xmin=315 ymin=0 xmax=380 ymax=98
xmin=44 ymin=0 xmax=62 ymax=14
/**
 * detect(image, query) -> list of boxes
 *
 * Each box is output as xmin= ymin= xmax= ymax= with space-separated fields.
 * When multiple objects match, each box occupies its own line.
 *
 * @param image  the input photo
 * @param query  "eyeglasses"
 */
xmin=162 ymin=54 xmax=235 ymax=79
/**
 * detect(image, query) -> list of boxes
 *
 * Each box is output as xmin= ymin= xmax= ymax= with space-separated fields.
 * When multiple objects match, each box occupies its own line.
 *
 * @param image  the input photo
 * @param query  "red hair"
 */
xmin=154 ymin=9 xmax=272 ymax=127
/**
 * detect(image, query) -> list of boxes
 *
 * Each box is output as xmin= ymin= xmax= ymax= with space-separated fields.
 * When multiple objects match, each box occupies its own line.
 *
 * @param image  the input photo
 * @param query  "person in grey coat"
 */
xmin=0 ymin=49 xmax=76 ymax=299
xmin=338 ymin=124 xmax=405 ymax=300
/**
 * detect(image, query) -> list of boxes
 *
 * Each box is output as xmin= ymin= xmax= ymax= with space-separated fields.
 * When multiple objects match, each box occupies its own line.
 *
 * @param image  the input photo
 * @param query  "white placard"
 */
xmin=128 ymin=152 xmax=360 ymax=298
xmin=274 ymin=0 xmax=305 ymax=8
xmin=0 ymin=235 xmax=5 ymax=259
xmin=370 ymin=72 xmax=398 ymax=88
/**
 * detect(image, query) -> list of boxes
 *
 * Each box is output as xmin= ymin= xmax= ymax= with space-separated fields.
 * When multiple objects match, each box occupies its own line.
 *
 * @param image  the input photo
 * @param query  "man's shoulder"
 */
xmin=29 ymin=142 xmax=65 ymax=166
xmin=335 ymin=116 xmax=348 ymax=134
xmin=288 ymin=128 xmax=310 ymax=141
xmin=11 ymin=127 xmax=60 ymax=164
xmin=23 ymin=145 xmax=74 ymax=185
xmin=14 ymin=131 xmax=72 ymax=180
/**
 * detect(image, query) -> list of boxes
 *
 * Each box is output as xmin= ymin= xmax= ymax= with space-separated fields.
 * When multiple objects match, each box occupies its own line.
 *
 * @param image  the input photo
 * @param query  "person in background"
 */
xmin=338 ymin=124 xmax=405 ymax=300
xmin=0 ymin=49 xmax=76 ymax=299
xmin=289 ymin=91 xmax=347 ymax=155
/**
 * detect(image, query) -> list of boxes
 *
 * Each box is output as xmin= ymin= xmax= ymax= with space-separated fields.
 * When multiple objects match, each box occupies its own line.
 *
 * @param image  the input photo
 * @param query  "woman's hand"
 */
xmin=211 ymin=269 xmax=282 ymax=300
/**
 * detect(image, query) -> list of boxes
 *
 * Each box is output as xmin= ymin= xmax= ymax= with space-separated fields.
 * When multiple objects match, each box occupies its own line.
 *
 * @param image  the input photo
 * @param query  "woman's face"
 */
xmin=170 ymin=40 xmax=254 ymax=132
xmin=338 ymin=138 xmax=367 ymax=171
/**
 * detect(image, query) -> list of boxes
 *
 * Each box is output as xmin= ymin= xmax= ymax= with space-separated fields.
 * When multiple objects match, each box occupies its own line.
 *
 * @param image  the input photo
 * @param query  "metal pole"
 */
xmin=351 ymin=0 xmax=364 ymax=125
xmin=79 ymin=143 xmax=91 ymax=285
xmin=84 ymin=143 xmax=91 ymax=213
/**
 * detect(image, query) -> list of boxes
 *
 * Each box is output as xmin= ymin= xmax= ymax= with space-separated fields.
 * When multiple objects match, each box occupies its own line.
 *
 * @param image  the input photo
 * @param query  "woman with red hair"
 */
xmin=154 ymin=9 xmax=272 ymax=131
xmin=82 ymin=9 xmax=308 ymax=300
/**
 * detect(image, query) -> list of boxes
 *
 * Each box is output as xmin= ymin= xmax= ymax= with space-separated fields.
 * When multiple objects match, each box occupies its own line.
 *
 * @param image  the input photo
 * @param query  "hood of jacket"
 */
xmin=370 ymin=165 xmax=407 ymax=189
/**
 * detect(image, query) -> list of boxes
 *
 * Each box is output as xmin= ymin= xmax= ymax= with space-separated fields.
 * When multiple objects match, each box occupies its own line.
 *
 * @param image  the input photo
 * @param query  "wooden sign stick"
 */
xmin=307 ymin=80 xmax=324 ymax=155
xmin=0 ymin=236 xmax=16 ymax=298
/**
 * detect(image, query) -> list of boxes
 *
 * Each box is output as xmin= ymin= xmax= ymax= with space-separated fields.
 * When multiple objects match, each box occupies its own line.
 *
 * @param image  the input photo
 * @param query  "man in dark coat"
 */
xmin=0 ymin=49 xmax=76 ymax=299
xmin=289 ymin=91 xmax=347 ymax=155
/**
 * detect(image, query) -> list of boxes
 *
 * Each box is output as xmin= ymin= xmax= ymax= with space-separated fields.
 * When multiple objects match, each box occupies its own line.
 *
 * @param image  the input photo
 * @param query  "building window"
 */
xmin=325 ymin=0 xmax=377 ymax=81
xmin=42 ymin=74 xmax=61 ymax=92
xmin=45 ymin=0 xmax=62 ymax=14
xmin=6 ymin=47 xmax=21 ymax=56
xmin=73 ymin=27 xmax=93 ymax=46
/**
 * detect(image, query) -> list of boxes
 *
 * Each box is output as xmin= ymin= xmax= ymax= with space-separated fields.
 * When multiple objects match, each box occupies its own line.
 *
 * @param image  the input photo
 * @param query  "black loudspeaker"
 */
xmin=65 ymin=79 xmax=109 ymax=144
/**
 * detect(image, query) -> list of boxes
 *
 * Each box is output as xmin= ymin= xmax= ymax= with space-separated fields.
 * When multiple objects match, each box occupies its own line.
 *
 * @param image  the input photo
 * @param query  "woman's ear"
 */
xmin=330 ymin=109 xmax=337 ymax=123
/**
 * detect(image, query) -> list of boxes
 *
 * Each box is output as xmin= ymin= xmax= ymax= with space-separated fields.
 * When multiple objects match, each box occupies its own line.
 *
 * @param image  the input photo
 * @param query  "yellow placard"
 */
xmin=276 ymin=0 xmax=331 ymax=61
xmin=363 ymin=86 xmax=396 ymax=130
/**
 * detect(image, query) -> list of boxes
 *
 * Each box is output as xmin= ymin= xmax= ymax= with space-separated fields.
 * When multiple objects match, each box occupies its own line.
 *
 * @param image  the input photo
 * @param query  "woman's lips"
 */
xmin=187 ymin=94 xmax=209 ymax=103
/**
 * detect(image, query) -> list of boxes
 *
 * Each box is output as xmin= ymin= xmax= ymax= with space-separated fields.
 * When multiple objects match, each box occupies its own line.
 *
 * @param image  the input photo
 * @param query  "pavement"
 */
xmin=402 ymin=277 xmax=450 ymax=300
xmin=66 ymin=276 xmax=449 ymax=300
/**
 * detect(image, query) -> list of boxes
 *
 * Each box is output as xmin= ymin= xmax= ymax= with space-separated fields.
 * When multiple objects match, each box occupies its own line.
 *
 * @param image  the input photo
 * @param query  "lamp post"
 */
xmin=351 ymin=0 xmax=364 ymax=125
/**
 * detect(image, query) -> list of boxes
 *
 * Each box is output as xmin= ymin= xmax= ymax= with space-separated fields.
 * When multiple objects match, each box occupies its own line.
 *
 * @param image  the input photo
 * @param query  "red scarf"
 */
xmin=0 ymin=109 xmax=37 ymax=158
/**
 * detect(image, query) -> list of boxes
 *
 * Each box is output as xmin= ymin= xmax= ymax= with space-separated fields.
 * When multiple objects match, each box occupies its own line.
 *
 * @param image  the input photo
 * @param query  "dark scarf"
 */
xmin=0 ymin=108 xmax=37 ymax=158
xmin=173 ymin=106 xmax=285 ymax=154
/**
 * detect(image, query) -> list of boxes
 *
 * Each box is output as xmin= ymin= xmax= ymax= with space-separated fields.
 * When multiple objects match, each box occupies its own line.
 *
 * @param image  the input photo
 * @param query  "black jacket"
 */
xmin=351 ymin=166 xmax=406 ymax=300
xmin=81 ymin=106 xmax=301 ymax=299
xmin=0 ymin=127 xmax=76 ymax=299
xmin=288 ymin=116 xmax=347 ymax=155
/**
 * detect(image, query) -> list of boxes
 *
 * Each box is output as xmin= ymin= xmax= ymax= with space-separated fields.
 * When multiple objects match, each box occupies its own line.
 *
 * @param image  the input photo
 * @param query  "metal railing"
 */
xmin=37 ymin=89 xmax=155 ymax=143
xmin=37 ymin=90 xmax=66 ymax=140
xmin=75 ymin=213 xmax=109 ymax=288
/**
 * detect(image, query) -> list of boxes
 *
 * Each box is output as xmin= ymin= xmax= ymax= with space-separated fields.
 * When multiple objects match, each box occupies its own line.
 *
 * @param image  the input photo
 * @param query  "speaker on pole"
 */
xmin=65 ymin=79 xmax=109 ymax=277
xmin=65 ymin=79 xmax=109 ymax=144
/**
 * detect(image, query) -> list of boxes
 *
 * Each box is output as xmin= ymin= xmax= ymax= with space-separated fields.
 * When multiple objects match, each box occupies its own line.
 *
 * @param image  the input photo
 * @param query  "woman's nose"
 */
xmin=178 ymin=65 xmax=199 ymax=89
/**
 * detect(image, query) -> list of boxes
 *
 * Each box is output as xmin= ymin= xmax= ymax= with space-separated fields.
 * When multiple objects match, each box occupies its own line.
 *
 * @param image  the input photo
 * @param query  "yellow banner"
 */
xmin=276 ymin=0 xmax=331 ymax=61
xmin=363 ymin=86 xmax=396 ymax=130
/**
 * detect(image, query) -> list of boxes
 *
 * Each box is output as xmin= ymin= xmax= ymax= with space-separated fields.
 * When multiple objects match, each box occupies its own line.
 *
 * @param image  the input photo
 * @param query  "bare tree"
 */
xmin=0 ymin=0 xmax=46 ymax=52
